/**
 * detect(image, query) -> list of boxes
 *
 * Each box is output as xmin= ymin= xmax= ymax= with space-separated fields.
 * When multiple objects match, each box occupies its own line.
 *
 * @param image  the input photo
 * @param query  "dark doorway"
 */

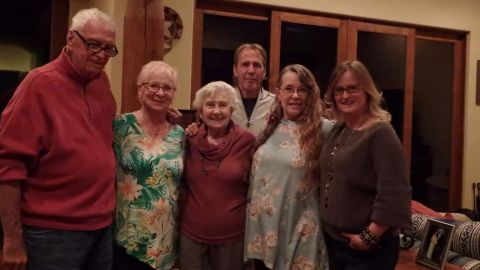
xmin=0 ymin=0 xmax=68 ymax=113
xmin=0 ymin=1 xmax=51 ymax=114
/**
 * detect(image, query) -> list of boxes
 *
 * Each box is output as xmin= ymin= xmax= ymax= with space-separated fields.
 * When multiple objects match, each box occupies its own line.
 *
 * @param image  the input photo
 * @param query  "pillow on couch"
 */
xmin=406 ymin=213 xmax=430 ymax=240
xmin=408 ymin=214 xmax=480 ymax=260
xmin=450 ymin=221 xmax=480 ymax=260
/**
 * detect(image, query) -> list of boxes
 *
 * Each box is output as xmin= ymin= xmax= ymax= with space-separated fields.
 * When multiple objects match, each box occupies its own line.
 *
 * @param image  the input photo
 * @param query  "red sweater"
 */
xmin=0 ymin=50 xmax=117 ymax=230
xmin=180 ymin=122 xmax=255 ymax=244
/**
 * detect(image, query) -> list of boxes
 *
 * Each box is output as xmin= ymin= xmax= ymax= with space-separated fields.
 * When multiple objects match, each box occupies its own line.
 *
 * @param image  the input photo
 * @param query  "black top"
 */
xmin=242 ymin=97 xmax=257 ymax=119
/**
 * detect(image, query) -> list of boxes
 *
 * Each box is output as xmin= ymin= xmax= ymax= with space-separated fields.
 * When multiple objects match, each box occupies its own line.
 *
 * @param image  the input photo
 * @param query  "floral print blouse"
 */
xmin=113 ymin=113 xmax=184 ymax=269
xmin=244 ymin=120 xmax=329 ymax=270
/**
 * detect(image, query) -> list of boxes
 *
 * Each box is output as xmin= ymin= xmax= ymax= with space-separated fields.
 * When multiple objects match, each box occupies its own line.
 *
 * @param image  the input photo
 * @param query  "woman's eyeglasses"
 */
xmin=73 ymin=31 xmax=118 ymax=57
xmin=334 ymin=84 xmax=361 ymax=96
xmin=279 ymin=86 xmax=309 ymax=97
xmin=141 ymin=83 xmax=175 ymax=95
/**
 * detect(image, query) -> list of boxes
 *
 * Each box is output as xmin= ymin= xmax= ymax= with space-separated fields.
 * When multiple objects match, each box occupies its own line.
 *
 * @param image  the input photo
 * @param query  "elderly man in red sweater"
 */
xmin=0 ymin=8 xmax=118 ymax=270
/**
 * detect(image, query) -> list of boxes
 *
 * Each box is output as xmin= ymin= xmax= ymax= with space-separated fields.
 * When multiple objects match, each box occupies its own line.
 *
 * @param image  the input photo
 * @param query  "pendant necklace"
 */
xmin=138 ymin=113 xmax=168 ymax=139
xmin=324 ymin=117 xmax=367 ymax=208
xmin=200 ymin=135 xmax=226 ymax=175
xmin=200 ymin=154 xmax=222 ymax=175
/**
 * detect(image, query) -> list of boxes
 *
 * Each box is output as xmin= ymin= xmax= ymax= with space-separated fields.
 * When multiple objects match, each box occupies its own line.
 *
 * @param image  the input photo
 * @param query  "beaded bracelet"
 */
xmin=359 ymin=228 xmax=381 ymax=248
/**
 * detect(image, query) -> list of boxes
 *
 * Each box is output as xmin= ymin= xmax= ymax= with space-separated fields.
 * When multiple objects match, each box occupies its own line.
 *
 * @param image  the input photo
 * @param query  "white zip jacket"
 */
xmin=232 ymin=87 xmax=276 ymax=137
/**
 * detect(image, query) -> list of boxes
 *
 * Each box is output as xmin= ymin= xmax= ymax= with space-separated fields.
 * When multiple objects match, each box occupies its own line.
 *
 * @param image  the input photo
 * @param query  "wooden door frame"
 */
xmin=268 ymin=11 xmax=346 ymax=92
xmin=193 ymin=2 xmax=466 ymax=209
xmin=415 ymin=33 xmax=466 ymax=210
xmin=50 ymin=0 xmax=69 ymax=60
xmin=191 ymin=8 xmax=204 ymax=105
xmin=191 ymin=7 xmax=269 ymax=105
xmin=121 ymin=0 xmax=164 ymax=113
xmin=450 ymin=38 xmax=465 ymax=210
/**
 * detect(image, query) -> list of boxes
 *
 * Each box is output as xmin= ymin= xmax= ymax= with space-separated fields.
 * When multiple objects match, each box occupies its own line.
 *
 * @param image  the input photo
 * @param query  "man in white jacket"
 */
xmin=231 ymin=43 xmax=276 ymax=137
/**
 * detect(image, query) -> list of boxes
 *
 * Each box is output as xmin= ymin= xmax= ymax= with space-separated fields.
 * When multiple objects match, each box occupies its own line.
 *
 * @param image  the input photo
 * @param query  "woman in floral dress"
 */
xmin=244 ymin=64 xmax=331 ymax=270
xmin=113 ymin=61 xmax=184 ymax=270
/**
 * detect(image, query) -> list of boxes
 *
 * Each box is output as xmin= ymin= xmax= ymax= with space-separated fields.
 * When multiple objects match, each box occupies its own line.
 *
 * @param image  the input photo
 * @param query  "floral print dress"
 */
xmin=114 ymin=113 xmax=184 ymax=269
xmin=244 ymin=120 xmax=329 ymax=270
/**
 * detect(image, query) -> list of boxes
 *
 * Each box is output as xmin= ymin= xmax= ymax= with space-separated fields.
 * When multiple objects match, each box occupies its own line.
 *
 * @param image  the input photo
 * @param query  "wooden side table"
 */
xmin=396 ymin=250 xmax=462 ymax=270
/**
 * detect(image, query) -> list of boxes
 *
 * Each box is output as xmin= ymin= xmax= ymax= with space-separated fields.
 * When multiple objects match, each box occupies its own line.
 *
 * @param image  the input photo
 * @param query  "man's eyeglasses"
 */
xmin=334 ymin=84 xmax=361 ymax=96
xmin=141 ymin=83 xmax=175 ymax=95
xmin=279 ymin=86 xmax=309 ymax=97
xmin=73 ymin=31 xmax=118 ymax=57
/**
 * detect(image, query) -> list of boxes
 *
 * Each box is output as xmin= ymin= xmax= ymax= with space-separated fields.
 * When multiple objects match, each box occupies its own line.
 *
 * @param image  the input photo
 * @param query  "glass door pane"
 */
xmin=280 ymin=22 xmax=338 ymax=95
xmin=412 ymin=39 xmax=454 ymax=211
xmin=202 ymin=14 xmax=269 ymax=86
xmin=269 ymin=12 xmax=344 ymax=95
xmin=357 ymin=31 xmax=407 ymax=139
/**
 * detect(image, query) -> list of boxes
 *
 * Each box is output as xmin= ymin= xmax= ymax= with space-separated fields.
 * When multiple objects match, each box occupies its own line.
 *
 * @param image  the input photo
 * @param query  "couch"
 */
xmin=399 ymin=213 xmax=480 ymax=270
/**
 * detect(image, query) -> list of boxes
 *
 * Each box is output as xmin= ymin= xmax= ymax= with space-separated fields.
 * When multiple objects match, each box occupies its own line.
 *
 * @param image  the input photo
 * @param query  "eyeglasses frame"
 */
xmin=333 ymin=84 xmax=362 ymax=96
xmin=140 ymin=83 xmax=176 ymax=95
xmin=72 ymin=30 xmax=118 ymax=57
xmin=278 ymin=86 xmax=309 ymax=97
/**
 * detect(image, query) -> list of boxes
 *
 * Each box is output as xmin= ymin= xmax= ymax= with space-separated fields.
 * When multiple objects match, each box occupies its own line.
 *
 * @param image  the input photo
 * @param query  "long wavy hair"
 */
xmin=324 ymin=60 xmax=391 ymax=123
xmin=256 ymin=64 xmax=324 ymax=169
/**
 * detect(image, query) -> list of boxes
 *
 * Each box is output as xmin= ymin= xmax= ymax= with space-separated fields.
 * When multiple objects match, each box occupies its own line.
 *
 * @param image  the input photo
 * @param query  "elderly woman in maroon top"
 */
xmin=179 ymin=81 xmax=256 ymax=270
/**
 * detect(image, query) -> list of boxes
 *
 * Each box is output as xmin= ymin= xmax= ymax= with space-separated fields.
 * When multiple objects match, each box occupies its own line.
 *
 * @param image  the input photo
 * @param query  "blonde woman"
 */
xmin=113 ymin=61 xmax=184 ymax=270
xmin=319 ymin=60 xmax=411 ymax=270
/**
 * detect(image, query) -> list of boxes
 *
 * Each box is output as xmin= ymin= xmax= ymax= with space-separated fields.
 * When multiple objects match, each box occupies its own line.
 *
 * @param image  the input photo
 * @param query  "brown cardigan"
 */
xmin=319 ymin=122 xmax=412 ymax=240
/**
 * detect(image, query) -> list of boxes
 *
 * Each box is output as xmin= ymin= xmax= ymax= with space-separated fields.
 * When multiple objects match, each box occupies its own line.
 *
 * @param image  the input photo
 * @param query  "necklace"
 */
xmin=241 ymin=91 xmax=258 ymax=128
xmin=200 ymin=154 xmax=223 ymax=175
xmin=324 ymin=117 xmax=368 ymax=208
xmin=150 ymin=126 xmax=166 ymax=137
xmin=143 ymin=120 xmax=169 ymax=138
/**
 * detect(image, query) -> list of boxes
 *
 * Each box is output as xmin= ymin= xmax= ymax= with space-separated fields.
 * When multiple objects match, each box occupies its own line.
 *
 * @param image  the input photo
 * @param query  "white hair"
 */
xmin=192 ymin=81 xmax=240 ymax=111
xmin=136 ymin=61 xmax=178 ymax=86
xmin=70 ymin=8 xmax=115 ymax=32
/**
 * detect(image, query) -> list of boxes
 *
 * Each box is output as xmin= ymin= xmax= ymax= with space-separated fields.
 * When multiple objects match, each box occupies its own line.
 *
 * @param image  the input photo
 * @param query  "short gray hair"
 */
xmin=137 ymin=61 xmax=178 ymax=86
xmin=70 ymin=8 xmax=115 ymax=32
xmin=192 ymin=81 xmax=239 ymax=111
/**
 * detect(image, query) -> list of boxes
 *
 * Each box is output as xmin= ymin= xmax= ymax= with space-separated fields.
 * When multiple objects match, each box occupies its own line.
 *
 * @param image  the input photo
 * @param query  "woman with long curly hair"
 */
xmin=244 ymin=64 xmax=331 ymax=270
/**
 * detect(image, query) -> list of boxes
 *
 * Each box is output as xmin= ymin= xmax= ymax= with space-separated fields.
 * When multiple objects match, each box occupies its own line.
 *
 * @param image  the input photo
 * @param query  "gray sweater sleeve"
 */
xmin=369 ymin=124 xmax=412 ymax=229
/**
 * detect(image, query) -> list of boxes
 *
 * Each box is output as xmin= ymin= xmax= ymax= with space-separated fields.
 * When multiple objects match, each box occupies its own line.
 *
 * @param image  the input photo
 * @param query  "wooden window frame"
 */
xmin=191 ymin=4 xmax=269 ymax=104
xmin=415 ymin=33 xmax=465 ymax=210
xmin=346 ymin=20 xmax=416 ymax=168
xmin=268 ymin=11 xmax=346 ymax=91
xmin=193 ymin=2 xmax=466 ymax=209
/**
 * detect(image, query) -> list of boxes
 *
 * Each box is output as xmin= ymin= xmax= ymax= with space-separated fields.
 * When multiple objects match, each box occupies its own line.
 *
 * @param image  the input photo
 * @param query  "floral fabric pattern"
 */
xmin=114 ymin=113 xmax=184 ymax=269
xmin=244 ymin=120 xmax=328 ymax=270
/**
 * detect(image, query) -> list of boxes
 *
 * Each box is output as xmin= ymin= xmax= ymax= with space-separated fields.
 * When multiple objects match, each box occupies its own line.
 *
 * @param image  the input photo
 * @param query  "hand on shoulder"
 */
xmin=185 ymin=122 xmax=200 ymax=136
